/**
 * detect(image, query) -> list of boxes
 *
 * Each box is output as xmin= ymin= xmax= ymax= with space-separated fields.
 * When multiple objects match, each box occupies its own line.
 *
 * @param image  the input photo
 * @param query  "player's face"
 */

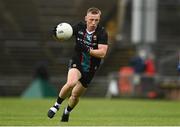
xmin=85 ymin=13 xmax=100 ymax=32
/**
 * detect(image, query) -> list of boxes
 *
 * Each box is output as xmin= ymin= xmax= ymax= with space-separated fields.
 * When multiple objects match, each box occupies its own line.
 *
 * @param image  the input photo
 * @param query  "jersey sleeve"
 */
xmin=72 ymin=24 xmax=78 ymax=36
xmin=98 ymin=28 xmax=108 ymax=45
xmin=72 ymin=22 xmax=84 ymax=36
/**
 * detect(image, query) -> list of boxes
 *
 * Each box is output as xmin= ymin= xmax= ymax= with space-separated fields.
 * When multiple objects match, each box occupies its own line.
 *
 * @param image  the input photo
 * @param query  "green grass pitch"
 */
xmin=0 ymin=97 xmax=180 ymax=126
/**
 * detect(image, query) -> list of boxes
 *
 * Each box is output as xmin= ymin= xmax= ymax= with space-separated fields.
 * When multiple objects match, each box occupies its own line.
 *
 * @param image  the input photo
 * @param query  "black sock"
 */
xmin=67 ymin=105 xmax=73 ymax=112
xmin=57 ymin=96 xmax=64 ymax=104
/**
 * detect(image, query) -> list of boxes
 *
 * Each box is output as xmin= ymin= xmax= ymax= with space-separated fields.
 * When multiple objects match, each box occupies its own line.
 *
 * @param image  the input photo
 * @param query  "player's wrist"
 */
xmin=88 ymin=48 xmax=92 ymax=54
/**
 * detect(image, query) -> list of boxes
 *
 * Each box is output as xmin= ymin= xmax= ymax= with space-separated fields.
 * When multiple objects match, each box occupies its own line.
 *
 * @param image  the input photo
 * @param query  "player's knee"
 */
xmin=66 ymin=81 xmax=77 ymax=88
xmin=71 ymin=95 xmax=79 ymax=102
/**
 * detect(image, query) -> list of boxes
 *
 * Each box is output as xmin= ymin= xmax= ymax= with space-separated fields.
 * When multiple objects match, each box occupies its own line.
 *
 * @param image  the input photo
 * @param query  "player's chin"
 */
xmin=90 ymin=26 xmax=96 ymax=30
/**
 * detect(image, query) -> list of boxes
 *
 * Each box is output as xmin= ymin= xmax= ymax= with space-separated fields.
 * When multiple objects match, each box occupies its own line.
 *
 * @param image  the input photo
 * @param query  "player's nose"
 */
xmin=92 ymin=20 xmax=96 ymax=25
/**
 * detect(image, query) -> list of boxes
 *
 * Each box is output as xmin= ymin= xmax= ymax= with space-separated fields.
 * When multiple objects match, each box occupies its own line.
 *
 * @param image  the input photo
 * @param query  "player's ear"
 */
xmin=85 ymin=16 xmax=87 ymax=21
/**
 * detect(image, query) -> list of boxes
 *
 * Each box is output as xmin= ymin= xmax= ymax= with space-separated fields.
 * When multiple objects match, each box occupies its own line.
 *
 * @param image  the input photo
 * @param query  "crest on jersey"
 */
xmin=93 ymin=35 xmax=97 ymax=41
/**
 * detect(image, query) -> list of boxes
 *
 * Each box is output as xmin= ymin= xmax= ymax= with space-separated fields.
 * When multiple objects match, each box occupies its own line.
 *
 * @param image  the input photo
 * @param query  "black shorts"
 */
xmin=68 ymin=59 xmax=95 ymax=88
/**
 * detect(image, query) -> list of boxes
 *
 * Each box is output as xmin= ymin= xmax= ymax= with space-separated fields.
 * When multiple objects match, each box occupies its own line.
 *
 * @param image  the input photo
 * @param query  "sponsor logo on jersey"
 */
xmin=86 ymin=34 xmax=92 ymax=42
xmin=78 ymin=31 xmax=84 ymax=35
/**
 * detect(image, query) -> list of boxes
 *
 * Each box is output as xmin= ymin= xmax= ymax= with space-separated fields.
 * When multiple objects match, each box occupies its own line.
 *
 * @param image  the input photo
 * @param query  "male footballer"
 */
xmin=47 ymin=7 xmax=108 ymax=122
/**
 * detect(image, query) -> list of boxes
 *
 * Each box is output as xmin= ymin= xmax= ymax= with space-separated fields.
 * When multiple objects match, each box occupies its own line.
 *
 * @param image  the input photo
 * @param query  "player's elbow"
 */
xmin=90 ymin=48 xmax=107 ymax=58
xmin=98 ymin=45 xmax=108 ymax=58
xmin=99 ymin=51 xmax=107 ymax=58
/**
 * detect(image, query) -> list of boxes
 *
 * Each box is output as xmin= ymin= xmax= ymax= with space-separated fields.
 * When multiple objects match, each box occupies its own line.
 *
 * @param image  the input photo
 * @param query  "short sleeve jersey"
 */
xmin=72 ymin=22 xmax=108 ymax=73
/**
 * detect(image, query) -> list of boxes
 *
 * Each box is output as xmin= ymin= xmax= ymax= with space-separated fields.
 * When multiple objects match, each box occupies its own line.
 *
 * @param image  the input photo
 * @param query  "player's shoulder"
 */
xmin=96 ymin=23 xmax=106 ymax=31
xmin=96 ymin=25 xmax=107 ymax=34
xmin=74 ymin=21 xmax=86 ymax=29
xmin=72 ymin=21 xmax=86 ymax=35
xmin=96 ymin=25 xmax=108 ymax=43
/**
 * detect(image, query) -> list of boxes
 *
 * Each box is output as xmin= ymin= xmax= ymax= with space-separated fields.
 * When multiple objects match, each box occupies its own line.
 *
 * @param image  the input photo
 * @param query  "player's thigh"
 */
xmin=71 ymin=81 xmax=87 ymax=97
xmin=67 ymin=68 xmax=81 ymax=84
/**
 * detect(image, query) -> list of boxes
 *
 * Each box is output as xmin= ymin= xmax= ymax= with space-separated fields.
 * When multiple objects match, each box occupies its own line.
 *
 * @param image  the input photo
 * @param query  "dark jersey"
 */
xmin=71 ymin=22 xmax=108 ymax=73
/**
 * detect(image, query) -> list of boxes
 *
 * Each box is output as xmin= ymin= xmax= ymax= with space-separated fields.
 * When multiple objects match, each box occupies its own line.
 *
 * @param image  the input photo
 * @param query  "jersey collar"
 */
xmin=86 ymin=29 xmax=95 ymax=34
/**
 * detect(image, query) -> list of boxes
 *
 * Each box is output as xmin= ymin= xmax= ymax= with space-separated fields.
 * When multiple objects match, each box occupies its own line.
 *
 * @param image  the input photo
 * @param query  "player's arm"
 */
xmin=89 ymin=28 xmax=108 ymax=58
xmin=89 ymin=44 xmax=108 ymax=58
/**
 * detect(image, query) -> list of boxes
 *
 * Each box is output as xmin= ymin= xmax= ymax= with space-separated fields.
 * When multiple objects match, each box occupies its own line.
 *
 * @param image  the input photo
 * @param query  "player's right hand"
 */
xmin=52 ymin=26 xmax=57 ymax=38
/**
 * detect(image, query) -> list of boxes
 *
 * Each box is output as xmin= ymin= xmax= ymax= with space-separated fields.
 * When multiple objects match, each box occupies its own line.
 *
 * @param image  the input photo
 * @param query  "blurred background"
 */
xmin=0 ymin=0 xmax=180 ymax=100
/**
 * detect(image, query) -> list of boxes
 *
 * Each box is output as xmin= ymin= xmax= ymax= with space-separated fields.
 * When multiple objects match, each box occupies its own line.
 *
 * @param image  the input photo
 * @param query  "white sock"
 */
xmin=64 ymin=108 xmax=70 ymax=115
xmin=50 ymin=107 xmax=58 ymax=113
xmin=54 ymin=102 xmax=60 ymax=108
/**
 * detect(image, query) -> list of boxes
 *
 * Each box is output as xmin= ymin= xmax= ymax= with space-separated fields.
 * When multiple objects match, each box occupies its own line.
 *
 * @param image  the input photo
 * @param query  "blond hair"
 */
xmin=87 ymin=7 xmax=101 ymax=15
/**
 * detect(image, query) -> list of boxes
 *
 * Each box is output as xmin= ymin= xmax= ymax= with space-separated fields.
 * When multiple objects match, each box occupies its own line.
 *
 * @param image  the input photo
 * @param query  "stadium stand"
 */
xmin=0 ymin=0 xmax=118 ymax=96
xmin=0 ymin=0 xmax=180 ymax=97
